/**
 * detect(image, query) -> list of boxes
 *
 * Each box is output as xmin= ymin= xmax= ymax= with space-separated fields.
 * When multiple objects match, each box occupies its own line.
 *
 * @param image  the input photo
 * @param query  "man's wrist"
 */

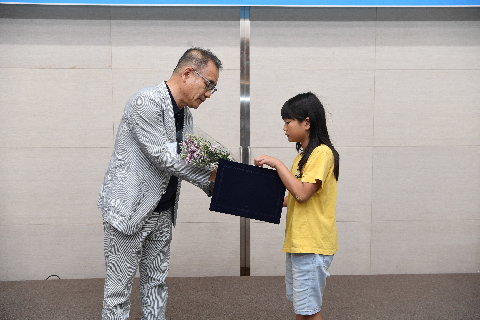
xmin=207 ymin=180 xmax=215 ymax=197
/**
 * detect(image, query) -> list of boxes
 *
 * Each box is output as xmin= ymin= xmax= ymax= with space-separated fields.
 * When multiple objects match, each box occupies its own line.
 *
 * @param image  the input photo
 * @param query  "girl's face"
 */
xmin=283 ymin=118 xmax=310 ymax=147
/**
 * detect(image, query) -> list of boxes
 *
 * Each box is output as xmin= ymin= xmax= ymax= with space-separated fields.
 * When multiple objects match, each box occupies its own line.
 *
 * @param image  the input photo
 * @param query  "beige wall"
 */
xmin=249 ymin=7 xmax=480 ymax=276
xmin=0 ymin=5 xmax=478 ymax=281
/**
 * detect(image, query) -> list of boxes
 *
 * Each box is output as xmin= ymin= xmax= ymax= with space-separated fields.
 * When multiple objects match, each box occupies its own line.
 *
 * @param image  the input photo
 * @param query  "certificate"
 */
xmin=209 ymin=159 xmax=286 ymax=224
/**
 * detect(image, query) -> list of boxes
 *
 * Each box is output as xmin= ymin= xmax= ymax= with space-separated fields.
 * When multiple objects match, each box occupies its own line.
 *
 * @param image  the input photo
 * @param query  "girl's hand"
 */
xmin=255 ymin=154 xmax=321 ymax=204
xmin=254 ymin=155 xmax=279 ymax=169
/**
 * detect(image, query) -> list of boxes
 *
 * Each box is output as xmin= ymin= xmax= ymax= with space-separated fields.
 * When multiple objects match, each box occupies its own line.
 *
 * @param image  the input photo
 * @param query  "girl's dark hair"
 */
xmin=281 ymin=92 xmax=339 ymax=181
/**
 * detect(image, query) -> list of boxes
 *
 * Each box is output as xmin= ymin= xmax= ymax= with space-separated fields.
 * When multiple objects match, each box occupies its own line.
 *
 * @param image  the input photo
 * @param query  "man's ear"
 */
xmin=181 ymin=67 xmax=193 ymax=82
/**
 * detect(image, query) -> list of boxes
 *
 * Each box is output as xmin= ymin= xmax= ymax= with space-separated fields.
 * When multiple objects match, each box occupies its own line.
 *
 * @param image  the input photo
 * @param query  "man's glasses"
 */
xmin=192 ymin=69 xmax=217 ymax=95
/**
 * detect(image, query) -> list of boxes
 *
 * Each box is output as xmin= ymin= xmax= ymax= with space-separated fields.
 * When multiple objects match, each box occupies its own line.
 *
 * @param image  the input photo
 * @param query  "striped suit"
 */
xmin=98 ymin=81 xmax=212 ymax=319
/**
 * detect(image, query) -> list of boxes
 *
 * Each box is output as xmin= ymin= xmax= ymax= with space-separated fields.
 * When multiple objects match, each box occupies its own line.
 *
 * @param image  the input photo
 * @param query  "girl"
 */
xmin=254 ymin=92 xmax=339 ymax=320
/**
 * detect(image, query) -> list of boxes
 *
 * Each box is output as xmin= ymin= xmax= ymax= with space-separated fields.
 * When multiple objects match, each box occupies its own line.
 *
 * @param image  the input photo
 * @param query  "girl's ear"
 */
xmin=304 ymin=117 xmax=310 ymax=131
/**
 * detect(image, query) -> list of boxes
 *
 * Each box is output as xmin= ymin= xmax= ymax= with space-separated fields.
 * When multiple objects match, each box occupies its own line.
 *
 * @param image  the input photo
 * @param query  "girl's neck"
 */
xmin=300 ymin=136 xmax=309 ymax=150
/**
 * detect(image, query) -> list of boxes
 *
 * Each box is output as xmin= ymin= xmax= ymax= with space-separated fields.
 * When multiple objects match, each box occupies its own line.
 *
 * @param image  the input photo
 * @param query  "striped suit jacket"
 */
xmin=98 ymin=81 xmax=212 ymax=235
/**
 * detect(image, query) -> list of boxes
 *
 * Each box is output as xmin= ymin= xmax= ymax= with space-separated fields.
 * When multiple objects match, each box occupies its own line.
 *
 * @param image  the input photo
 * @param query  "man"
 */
xmin=97 ymin=47 xmax=221 ymax=319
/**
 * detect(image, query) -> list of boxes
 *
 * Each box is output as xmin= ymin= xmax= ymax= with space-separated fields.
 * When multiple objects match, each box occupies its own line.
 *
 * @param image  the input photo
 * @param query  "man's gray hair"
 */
xmin=174 ymin=47 xmax=223 ymax=73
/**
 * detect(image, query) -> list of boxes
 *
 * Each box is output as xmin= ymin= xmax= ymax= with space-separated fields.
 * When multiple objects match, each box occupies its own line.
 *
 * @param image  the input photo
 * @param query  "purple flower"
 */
xmin=180 ymin=134 xmax=231 ymax=169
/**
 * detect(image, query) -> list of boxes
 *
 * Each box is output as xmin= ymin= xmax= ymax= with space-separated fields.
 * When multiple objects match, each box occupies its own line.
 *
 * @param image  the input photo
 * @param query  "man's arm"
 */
xmin=127 ymin=91 xmax=213 ymax=191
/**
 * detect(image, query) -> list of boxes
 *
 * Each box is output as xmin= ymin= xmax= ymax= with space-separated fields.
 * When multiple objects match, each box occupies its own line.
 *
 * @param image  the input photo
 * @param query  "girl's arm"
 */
xmin=254 ymin=155 xmax=321 ymax=204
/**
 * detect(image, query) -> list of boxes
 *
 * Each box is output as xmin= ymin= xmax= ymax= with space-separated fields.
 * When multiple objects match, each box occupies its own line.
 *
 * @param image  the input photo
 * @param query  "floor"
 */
xmin=1 ymin=274 xmax=479 ymax=319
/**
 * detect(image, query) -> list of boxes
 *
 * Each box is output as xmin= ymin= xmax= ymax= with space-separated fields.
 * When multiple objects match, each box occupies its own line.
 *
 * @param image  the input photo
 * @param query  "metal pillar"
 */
xmin=240 ymin=6 xmax=251 ymax=277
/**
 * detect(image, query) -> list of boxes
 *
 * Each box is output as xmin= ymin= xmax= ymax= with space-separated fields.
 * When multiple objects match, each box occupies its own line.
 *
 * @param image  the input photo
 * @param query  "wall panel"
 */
xmin=0 ymin=223 xmax=105 ymax=281
xmin=372 ymin=146 xmax=480 ymax=222
xmin=374 ymin=70 xmax=480 ymax=147
xmin=250 ymin=69 xmax=375 ymax=148
xmin=0 ymin=17 xmax=111 ymax=69
xmin=0 ymin=148 xmax=111 ymax=227
xmin=371 ymin=220 xmax=480 ymax=274
xmin=251 ymin=7 xmax=377 ymax=71
xmin=0 ymin=68 xmax=113 ymax=148
xmin=169 ymin=219 xmax=239 ymax=277
xmin=376 ymin=8 xmax=480 ymax=70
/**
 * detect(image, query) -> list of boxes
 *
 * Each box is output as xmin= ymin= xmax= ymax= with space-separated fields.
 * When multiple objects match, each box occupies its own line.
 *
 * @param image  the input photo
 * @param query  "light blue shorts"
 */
xmin=285 ymin=253 xmax=334 ymax=316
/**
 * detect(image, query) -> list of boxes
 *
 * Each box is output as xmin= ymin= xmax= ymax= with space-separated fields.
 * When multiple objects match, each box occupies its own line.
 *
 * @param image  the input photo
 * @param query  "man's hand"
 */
xmin=208 ymin=170 xmax=217 ymax=181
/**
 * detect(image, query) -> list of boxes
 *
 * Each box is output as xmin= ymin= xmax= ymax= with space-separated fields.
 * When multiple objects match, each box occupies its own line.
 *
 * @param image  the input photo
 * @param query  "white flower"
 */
xmin=180 ymin=134 xmax=232 ymax=169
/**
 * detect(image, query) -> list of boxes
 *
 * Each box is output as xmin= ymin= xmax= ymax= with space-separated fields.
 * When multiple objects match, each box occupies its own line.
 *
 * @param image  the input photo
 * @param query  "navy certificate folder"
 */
xmin=209 ymin=159 xmax=286 ymax=224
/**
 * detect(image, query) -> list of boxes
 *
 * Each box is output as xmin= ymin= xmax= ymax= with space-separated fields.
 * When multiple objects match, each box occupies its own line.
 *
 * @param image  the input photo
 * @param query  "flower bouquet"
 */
xmin=180 ymin=126 xmax=236 ymax=170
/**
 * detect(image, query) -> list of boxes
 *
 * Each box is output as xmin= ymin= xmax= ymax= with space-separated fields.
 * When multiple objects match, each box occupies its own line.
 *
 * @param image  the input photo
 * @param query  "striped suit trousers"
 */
xmin=102 ymin=208 xmax=173 ymax=320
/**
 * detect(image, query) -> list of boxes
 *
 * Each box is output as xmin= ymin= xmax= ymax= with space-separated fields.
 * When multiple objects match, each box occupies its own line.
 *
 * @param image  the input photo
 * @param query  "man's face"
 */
xmin=185 ymin=61 xmax=219 ymax=109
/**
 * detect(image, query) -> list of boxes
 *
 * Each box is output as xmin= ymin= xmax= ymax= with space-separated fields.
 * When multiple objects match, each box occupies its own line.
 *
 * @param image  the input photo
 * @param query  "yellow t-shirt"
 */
xmin=282 ymin=145 xmax=338 ymax=255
